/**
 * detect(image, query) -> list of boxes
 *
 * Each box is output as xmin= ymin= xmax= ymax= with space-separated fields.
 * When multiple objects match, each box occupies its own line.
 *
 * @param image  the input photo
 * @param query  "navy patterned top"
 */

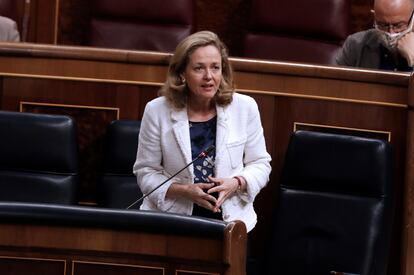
xmin=189 ymin=116 xmax=221 ymax=220
xmin=190 ymin=117 xmax=216 ymax=183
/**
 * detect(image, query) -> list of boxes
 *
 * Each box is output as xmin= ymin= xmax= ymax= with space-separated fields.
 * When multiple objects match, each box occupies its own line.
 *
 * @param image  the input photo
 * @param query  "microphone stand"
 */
xmin=126 ymin=145 xmax=215 ymax=209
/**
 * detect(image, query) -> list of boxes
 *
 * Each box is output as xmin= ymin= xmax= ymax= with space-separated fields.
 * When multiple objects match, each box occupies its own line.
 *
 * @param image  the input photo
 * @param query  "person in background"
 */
xmin=336 ymin=0 xmax=414 ymax=71
xmin=0 ymin=15 xmax=20 ymax=42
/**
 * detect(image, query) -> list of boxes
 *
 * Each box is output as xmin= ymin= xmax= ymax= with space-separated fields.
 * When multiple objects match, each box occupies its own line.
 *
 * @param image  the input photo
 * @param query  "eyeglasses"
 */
xmin=374 ymin=9 xmax=414 ymax=32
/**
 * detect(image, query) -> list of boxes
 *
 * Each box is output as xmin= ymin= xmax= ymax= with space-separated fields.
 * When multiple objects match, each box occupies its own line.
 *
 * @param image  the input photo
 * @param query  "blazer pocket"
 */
xmin=226 ymin=138 xmax=246 ymax=168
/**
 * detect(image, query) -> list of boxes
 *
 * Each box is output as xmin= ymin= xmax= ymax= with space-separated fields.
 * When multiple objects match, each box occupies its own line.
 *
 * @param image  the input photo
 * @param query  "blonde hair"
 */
xmin=160 ymin=31 xmax=235 ymax=109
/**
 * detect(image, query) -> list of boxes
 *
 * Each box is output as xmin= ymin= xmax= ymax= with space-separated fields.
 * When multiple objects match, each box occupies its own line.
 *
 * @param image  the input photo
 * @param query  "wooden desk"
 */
xmin=0 ymin=42 xmax=412 ymax=275
xmin=0 ymin=202 xmax=246 ymax=275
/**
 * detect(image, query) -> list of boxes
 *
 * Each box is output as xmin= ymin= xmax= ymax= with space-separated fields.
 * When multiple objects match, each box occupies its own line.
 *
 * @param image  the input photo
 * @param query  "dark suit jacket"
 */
xmin=336 ymin=29 xmax=413 ymax=71
xmin=335 ymin=29 xmax=384 ymax=69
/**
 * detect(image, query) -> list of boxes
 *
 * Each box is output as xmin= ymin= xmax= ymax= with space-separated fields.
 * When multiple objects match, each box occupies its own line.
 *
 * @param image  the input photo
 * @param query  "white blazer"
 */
xmin=133 ymin=93 xmax=271 ymax=232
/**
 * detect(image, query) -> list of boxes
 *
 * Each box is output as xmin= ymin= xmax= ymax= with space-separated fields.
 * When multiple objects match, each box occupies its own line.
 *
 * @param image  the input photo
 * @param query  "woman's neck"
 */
xmin=187 ymin=98 xmax=216 ymax=122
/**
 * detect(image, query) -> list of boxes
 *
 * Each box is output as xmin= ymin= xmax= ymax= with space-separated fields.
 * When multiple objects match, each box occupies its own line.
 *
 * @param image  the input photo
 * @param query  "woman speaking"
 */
xmin=133 ymin=31 xmax=271 ymax=233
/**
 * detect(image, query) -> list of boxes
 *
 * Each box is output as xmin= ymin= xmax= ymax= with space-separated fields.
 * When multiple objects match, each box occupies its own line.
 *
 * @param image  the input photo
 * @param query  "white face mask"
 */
xmin=380 ymin=12 xmax=414 ymax=49
xmin=384 ymin=32 xmax=405 ymax=48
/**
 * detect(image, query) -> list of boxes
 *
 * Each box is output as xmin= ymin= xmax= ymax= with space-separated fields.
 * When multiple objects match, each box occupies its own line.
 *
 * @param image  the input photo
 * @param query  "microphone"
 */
xmin=126 ymin=144 xmax=215 ymax=209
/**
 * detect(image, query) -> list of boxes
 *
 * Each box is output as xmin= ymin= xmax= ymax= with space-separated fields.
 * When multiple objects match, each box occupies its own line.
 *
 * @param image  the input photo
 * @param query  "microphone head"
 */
xmin=204 ymin=144 xmax=215 ymax=154
xmin=199 ymin=145 xmax=215 ymax=158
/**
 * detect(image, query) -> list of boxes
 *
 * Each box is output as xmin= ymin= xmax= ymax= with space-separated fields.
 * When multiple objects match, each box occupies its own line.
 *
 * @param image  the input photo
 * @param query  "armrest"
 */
xmin=0 ymin=202 xmax=227 ymax=238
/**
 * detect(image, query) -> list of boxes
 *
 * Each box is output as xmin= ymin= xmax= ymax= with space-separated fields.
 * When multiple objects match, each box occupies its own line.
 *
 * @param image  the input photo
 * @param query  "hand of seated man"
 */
xmin=398 ymin=32 xmax=414 ymax=66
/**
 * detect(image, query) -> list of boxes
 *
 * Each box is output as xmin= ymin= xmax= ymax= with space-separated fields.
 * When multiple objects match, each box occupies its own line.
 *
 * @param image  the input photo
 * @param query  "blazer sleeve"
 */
xmin=238 ymin=98 xmax=272 ymax=203
xmin=133 ymin=101 xmax=177 ymax=211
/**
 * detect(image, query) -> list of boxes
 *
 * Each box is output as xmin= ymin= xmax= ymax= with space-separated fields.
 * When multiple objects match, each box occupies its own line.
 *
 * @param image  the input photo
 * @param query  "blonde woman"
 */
xmin=133 ymin=31 xmax=271 ymax=233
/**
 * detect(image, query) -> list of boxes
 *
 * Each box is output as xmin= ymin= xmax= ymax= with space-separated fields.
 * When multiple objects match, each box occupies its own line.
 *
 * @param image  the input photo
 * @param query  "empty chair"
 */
xmin=86 ymin=0 xmax=194 ymax=52
xmin=243 ymin=0 xmax=351 ymax=65
xmin=265 ymin=130 xmax=394 ymax=275
xmin=0 ymin=111 xmax=79 ymax=204
xmin=99 ymin=119 xmax=142 ymax=209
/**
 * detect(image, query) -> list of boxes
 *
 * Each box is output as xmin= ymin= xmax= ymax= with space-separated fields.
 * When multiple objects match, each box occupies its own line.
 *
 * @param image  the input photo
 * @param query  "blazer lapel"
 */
xmin=215 ymin=105 xmax=228 ymax=168
xmin=171 ymin=108 xmax=193 ymax=168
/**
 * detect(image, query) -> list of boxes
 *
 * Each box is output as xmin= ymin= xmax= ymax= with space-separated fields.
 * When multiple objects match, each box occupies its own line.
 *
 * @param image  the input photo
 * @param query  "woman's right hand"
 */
xmin=167 ymin=182 xmax=218 ymax=212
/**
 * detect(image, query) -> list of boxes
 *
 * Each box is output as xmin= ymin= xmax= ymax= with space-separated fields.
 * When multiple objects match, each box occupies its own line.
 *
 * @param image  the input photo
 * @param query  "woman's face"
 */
xmin=182 ymin=45 xmax=222 ymax=102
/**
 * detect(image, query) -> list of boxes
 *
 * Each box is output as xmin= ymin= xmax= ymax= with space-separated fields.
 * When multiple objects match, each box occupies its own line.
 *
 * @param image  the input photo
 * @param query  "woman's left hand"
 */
xmin=207 ymin=176 xmax=239 ymax=212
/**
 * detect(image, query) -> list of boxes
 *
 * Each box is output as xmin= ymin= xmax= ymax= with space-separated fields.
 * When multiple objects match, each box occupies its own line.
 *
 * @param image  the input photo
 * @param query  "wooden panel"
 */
xmin=234 ymin=70 xmax=407 ymax=107
xmin=0 ymin=219 xmax=245 ymax=275
xmin=4 ymin=77 xmax=158 ymax=119
xmin=73 ymin=261 xmax=164 ymax=275
xmin=28 ymin=0 xmax=59 ymax=43
xmin=0 ymin=256 xmax=65 ymax=275
xmin=0 ymin=224 xmax=224 ymax=262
